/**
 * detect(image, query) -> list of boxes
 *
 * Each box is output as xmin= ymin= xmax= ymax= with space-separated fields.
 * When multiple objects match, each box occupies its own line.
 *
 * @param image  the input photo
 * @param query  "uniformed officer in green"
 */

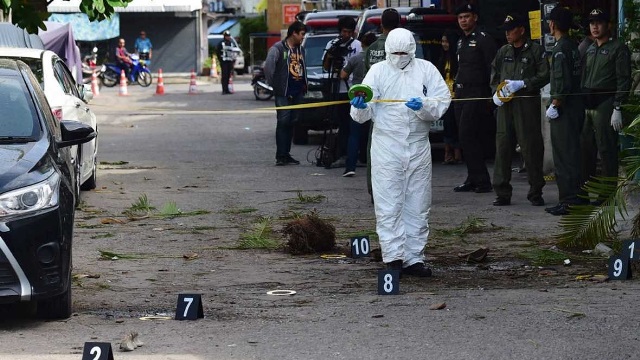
xmin=581 ymin=8 xmax=631 ymax=203
xmin=544 ymin=7 xmax=585 ymax=216
xmin=490 ymin=14 xmax=549 ymax=206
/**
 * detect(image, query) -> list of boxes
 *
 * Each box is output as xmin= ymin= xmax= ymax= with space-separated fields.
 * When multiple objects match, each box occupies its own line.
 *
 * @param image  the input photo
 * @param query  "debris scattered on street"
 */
xmin=283 ymin=212 xmax=335 ymax=255
xmin=593 ymin=243 xmax=614 ymax=257
xmin=429 ymin=302 xmax=447 ymax=310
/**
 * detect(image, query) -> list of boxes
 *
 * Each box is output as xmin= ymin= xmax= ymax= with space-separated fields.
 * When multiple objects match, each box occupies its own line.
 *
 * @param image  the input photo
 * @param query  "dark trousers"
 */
xmin=334 ymin=93 xmax=351 ymax=158
xmin=551 ymin=99 xmax=584 ymax=204
xmin=454 ymin=86 xmax=494 ymax=186
xmin=442 ymin=106 xmax=459 ymax=146
xmin=493 ymin=96 xmax=545 ymax=200
xmin=346 ymin=119 xmax=371 ymax=172
xmin=221 ymin=61 xmax=234 ymax=93
xmin=275 ymin=94 xmax=303 ymax=159
xmin=581 ymin=97 xmax=618 ymax=183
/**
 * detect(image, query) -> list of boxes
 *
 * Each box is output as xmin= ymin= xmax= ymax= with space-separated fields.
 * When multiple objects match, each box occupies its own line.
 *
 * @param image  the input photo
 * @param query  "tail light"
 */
xmin=51 ymin=107 xmax=63 ymax=121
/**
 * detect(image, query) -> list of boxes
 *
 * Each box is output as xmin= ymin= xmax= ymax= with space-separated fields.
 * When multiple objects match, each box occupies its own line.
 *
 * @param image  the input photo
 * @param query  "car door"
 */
xmin=52 ymin=59 xmax=97 ymax=184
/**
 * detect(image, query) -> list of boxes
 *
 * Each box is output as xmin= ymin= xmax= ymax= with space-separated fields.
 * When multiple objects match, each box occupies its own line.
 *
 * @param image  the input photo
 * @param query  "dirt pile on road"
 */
xmin=283 ymin=213 xmax=335 ymax=254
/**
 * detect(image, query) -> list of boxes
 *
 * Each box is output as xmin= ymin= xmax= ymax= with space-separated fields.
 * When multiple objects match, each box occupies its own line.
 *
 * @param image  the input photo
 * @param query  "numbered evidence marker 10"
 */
xmin=350 ymin=236 xmax=371 ymax=258
xmin=82 ymin=342 xmax=114 ymax=360
xmin=175 ymin=293 xmax=204 ymax=320
xmin=623 ymin=239 xmax=640 ymax=261
xmin=377 ymin=270 xmax=400 ymax=295
xmin=608 ymin=255 xmax=632 ymax=280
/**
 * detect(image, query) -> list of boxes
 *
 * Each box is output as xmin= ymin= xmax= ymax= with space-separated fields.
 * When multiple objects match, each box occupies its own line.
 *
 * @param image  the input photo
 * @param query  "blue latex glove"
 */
xmin=350 ymin=96 xmax=367 ymax=109
xmin=405 ymin=97 xmax=423 ymax=111
xmin=505 ymin=80 xmax=525 ymax=93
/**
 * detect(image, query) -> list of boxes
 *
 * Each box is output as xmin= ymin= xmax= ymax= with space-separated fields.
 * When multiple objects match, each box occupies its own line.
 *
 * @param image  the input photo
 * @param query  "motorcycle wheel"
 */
xmin=102 ymin=69 xmax=118 ymax=87
xmin=138 ymin=72 xmax=152 ymax=87
xmin=254 ymin=84 xmax=273 ymax=101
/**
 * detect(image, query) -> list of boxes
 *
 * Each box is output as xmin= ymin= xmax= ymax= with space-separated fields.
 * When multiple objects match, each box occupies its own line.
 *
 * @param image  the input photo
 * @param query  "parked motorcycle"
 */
xmin=101 ymin=53 xmax=152 ymax=88
xmin=251 ymin=63 xmax=273 ymax=101
xmin=82 ymin=47 xmax=102 ymax=89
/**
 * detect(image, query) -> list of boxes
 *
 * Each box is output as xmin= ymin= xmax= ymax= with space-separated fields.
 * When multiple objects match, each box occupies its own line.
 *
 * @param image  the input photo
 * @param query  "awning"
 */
xmin=48 ymin=13 xmax=119 ymax=41
xmin=47 ymin=0 xmax=202 ymax=13
xmin=208 ymin=19 xmax=239 ymax=34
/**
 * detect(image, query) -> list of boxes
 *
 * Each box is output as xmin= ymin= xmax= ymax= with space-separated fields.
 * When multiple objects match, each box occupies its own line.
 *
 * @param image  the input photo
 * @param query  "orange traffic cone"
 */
xmin=210 ymin=55 xmax=219 ymax=82
xmin=155 ymin=68 xmax=165 ymax=95
xmin=228 ymin=73 xmax=234 ymax=94
xmin=118 ymin=69 xmax=128 ymax=96
xmin=188 ymin=69 xmax=198 ymax=94
xmin=90 ymin=70 xmax=100 ymax=97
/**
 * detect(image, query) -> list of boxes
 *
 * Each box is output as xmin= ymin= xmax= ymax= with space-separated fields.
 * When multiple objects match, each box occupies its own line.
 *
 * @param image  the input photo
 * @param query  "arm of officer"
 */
xmin=489 ymin=47 xmax=503 ymax=94
xmin=525 ymin=46 xmax=550 ymax=91
xmin=614 ymin=44 xmax=632 ymax=107
xmin=550 ymin=45 xmax=570 ymax=106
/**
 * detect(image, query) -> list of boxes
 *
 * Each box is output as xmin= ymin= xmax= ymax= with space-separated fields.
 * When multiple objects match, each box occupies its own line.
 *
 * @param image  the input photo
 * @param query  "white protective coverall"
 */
xmin=350 ymin=28 xmax=451 ymax=267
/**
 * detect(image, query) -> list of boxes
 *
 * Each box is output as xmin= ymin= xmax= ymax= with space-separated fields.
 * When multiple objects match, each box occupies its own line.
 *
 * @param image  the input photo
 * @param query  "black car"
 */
xmin=0 ymin=59 xmax=95 ymax=319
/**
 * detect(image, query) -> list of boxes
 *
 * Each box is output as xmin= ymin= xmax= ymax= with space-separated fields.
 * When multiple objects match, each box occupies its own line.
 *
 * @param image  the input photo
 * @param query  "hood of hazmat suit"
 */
xmin=349 ymin=27 xmax=451 ymax=268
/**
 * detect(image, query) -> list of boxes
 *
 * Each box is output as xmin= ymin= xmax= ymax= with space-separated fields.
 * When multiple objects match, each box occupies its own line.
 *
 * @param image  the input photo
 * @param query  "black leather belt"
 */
xmin=455 ymin=83 xmax=485 ymax=89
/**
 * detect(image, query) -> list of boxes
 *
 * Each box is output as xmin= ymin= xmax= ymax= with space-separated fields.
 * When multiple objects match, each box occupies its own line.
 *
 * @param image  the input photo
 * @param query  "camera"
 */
xmin=326 ymin=37 xmax=354 ymax=71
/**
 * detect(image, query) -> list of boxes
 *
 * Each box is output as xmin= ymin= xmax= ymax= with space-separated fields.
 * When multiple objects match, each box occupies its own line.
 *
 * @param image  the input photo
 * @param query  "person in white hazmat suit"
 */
xmin=350 ymin=28 xmax=451 ymax=277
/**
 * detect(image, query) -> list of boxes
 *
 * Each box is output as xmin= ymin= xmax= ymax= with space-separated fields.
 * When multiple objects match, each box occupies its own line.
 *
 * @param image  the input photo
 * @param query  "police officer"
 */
xmin=490 ymin=14 xmax=549 ymax=206
xmin=452 ymin=3 xmax=497 ymax=193
xmin=544 ymin=7 xmax=585 ymax=216
xmin=581 ymin=8 xmax=631 ymax=203
xmin=217 ymin=31 xmax=237 ymax=95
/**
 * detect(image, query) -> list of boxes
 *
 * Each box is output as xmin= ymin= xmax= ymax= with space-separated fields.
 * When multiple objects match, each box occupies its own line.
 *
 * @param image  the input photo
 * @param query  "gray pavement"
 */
xmin=0 ymin=80 xmax=638 ymax=360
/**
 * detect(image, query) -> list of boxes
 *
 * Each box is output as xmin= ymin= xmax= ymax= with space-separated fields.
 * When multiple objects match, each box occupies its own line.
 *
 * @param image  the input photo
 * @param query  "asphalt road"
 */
xmin=0 ymin=78 xmax=639 ymax=360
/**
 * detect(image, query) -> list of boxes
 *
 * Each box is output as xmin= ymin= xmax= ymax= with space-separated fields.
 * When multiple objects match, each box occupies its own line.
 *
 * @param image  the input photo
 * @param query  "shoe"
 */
xmin=330 ymin=156 xmax=347 ymax=168
xmin=454 ymin=183 xmax=475 ymax=192
xmin=343 ymin=170 xmax=355 ymax=177
xmin=474 ymin=185 xmax=493 ymax=193
xmin=275 ymin=157 xmax=286 ymax=166
xmin=548 ymin=203 xmax=570 ymax=216
xmin=284 ymin=155 xmax=300 ymax=165
xmin=442 ymin=158 xmax=455 ymax=165
xmin=529 ymin=196 xmax=545 ymax=206
xmin=385 ymin=260 xmax=403 ymax=271
xmin=402 ymin=263 xmax=432 ymax=277
xmin=492 ymin=197 xmax=511 ymax=206
xmin=545 ymin=203 xmax=562 ymax=213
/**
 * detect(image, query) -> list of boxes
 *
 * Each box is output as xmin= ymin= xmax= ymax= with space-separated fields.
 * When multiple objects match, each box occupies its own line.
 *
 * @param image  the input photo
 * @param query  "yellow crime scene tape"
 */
xmin=112 ymin=84 xmax=623 ymax=115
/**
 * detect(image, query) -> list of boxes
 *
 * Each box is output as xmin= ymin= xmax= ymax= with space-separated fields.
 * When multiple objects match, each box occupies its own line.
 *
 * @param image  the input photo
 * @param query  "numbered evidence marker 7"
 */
xmin=350 ymin=236 xmax=371 ymax=258
xmin=623 ymin=239 xmax=640 ymax=260
xmin=175 ymin=293 xmax=204 ymax=320
xmin=82 ymin=342 xmax=114 ymax=360
xmin=608 ymin=255 xmax=631 ymax=280
xmin=377 ymin=270 xmax=400 ymax=295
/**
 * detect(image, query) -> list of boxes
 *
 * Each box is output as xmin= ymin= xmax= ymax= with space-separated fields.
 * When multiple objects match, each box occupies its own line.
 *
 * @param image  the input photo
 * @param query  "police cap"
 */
xmin=499 ymin=14 xmax=526 ymax=31
xmin=588 ymin=8 xmax=609 ymax=23
xmin=454 ymin=3 xmax=477 ymax=16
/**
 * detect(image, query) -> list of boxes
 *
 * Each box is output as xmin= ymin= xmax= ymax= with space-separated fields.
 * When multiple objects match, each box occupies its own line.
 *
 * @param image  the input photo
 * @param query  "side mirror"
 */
xmin=58 ymin=120 xmax=96 ymax=148
xmin=79 ymin=83 xmax=94 ymax=103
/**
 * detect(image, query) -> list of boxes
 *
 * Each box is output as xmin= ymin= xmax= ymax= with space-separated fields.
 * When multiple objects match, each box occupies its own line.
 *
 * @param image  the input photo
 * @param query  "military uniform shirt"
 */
xmin=582 ymin=38 xmax=631 ymax=106
xmin=490 ymin=38 xmax=549 ymax=94
xmin=365 ymin=34 xmax=387 ymax=71
xmin=550 ymin=35 xmax=581 ymax=103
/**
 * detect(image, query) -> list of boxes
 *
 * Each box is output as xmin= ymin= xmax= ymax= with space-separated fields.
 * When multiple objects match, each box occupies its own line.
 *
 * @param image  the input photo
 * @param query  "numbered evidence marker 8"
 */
xmin=608 ymin=255 xmax=632 ymax=280
xmin=377 ymin=270 xmax=400 ymax=295
xmin=175 ymin=293 xmax=204 ymax=320
xmin=623 ymin=239 xmax=640 ymax=260
xmin=350 ymin=236 xmax=371 ymax=258
xmin=82 ymin=342 xmax=114 ymax=360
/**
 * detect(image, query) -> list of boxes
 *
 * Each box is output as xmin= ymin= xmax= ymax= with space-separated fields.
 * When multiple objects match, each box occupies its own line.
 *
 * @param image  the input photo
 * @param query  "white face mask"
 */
xmin=388 ymin=53 xmax=412 ymax=69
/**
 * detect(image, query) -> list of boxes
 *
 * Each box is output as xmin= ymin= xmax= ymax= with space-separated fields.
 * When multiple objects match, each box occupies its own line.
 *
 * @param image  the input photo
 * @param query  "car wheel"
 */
xmin=36 ymin=270 xmax=72 ymax=319
xmin=81 ymin=155 xmax=97 ymax=191
xmin=138 ymin=72 xmax=152 ymax=87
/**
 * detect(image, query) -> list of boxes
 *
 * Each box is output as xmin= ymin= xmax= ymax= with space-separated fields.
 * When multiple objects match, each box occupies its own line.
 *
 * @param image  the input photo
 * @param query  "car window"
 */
xmin=0 ymin=75 xmax=37 ymax=137
xmin=53 ymin=60 xmax=79 ymax=98
xmin=0 ymin=56 xmax=44 ymax=86
xmin=303 ymin=36 xmax=334 ymax=67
